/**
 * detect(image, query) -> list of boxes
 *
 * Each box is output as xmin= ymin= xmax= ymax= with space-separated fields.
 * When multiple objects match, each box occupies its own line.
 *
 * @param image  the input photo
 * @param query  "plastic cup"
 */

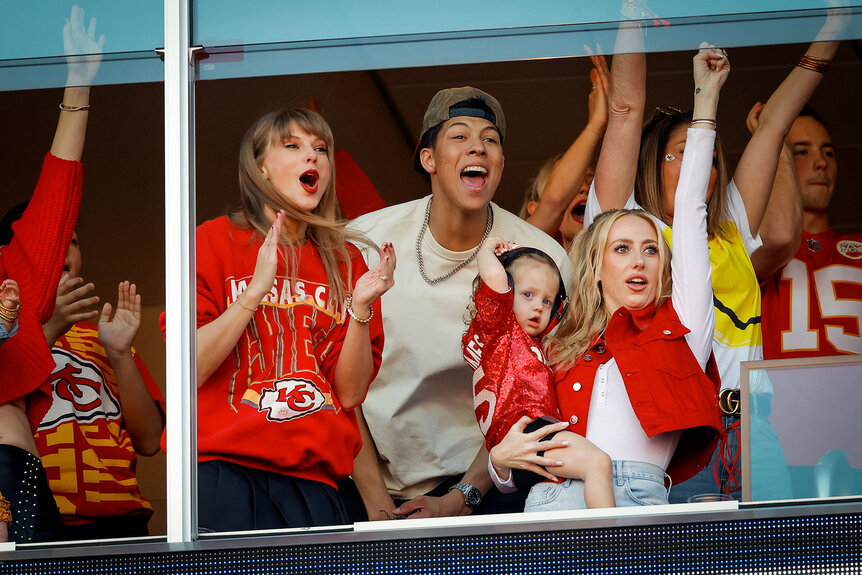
xmin=687 ymin=493 xmax=735 ymax=503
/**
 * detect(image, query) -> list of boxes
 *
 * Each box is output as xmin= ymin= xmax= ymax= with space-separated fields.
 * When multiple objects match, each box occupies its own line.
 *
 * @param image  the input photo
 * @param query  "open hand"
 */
xmin=43 ymin=275 xmax=99 ymax=345
xmin=98 ymin=281 xmax=141 ymax=356
xmin=489 ymin=416 xmax=570 ymax=482
xmin=587 ymin=55 xmax=610 ymax=134
xmin=64 ymin=5 xmax=105 ymax=87
xmin=350 ymin=242 xmax=396 ymax=311
xmin=244 ymin=210 xmax=285 ymax=307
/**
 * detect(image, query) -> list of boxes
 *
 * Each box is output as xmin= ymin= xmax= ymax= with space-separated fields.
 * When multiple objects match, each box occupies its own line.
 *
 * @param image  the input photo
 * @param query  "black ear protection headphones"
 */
xmin=496 ymin=246 xmax=568 ymax=337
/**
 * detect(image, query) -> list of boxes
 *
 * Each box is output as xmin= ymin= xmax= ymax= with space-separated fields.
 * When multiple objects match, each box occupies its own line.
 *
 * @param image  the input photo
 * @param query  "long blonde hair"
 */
xmin=637 ymin=108 xmax=730 ymax=240
xmin=546 ymin=209 xmax=672 ymax=369
xmin=230 ymin=108 xmax=374 ymax=307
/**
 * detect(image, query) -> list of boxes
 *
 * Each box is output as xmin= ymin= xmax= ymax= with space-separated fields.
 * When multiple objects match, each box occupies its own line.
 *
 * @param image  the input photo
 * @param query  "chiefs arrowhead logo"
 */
xmin=38 ymin=349 xmax=120 ymax=430
xmin=258 ymin=378 xmax=326 ymax=422
xmin=837 ymin=240 xmax=862 ymax=260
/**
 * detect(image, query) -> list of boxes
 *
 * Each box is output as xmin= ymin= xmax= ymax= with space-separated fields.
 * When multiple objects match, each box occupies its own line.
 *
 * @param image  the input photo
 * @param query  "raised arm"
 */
xmin=4 ymin=6 xmax=102 ymax=322
xmin=527 ymin=56 xmax=609 ymax=235
xmin=98 ymin=282 xmax=164 ymax=455
xmin=594 ymin=23 xmax=646 ymax=212
xmin=671 ymin=45 xmax=727 ymax=368
xmin=52 ymin=4 xmax=104 ymax=162
xmin=749 ymin=134 xmax=803 ymax=281
xmin=732 ymin=8 xmax=845 ymax=236
xmin=476 ymin=237 xmax=512 ymax=293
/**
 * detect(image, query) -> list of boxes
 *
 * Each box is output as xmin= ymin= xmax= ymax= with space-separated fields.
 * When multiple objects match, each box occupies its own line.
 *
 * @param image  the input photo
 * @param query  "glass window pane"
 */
xmin=191 ymin=3 xmax=862 ymax=81
xmin=191 ymin=0 xmax=862 ymax=539
xmin=194 ymin=0 xmax=839 ymax=45
xmin=0 ymin=1 xmax=163 ymax=90
xmin=743 ymin=358 xmax=862 ymax=502
xmin=0 ymin=5 xmax=166 ymax=540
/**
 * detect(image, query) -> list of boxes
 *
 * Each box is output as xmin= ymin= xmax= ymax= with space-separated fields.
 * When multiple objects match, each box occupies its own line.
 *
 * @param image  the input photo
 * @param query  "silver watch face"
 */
xmin=451 ymin=482 xmax=481 ymax=508
xmin=464 ymin=487 xmax=481 ymax=507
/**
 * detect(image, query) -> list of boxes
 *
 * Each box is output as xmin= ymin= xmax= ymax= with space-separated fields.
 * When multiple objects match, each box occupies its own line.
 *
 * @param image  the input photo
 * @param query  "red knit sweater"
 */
xmin=0 ymin=153 xmax=83 ymax=410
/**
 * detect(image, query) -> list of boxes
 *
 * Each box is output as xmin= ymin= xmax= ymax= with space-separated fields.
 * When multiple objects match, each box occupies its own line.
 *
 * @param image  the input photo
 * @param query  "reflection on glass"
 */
xmin=193 ymin=3 xmax=862 ymax=81
xmin=194 ymin=17 xmax=862 ymax=536
xmin=0 ymin=1 xmax=164 ymax=91
xmin=0 ymin=5 xmax=167 ymax=546
xmin=742 ymin=357 xmax=862 ymax=502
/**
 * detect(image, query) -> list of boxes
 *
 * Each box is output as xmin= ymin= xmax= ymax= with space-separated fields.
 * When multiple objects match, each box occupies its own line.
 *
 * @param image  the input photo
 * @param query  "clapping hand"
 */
xmin=587 ymin=55 xmax=610 ymax=134
xmin=350 ymin=242 xmax=396 ymax=312
xmin=244 ymin=210 xmax=285 ymax=308
xmin=98 ymin=281 xmax=141 ymax=357
xmin=43 ymin=275 xmax=100 ymax=345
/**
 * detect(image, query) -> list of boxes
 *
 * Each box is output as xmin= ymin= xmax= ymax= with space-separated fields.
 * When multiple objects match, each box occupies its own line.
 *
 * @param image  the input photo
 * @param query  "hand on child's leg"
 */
xmin=544 ymin=430 xmax=616 ymax=508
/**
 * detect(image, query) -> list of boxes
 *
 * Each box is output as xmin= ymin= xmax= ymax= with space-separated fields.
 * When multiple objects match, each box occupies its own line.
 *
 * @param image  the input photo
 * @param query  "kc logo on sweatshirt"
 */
xmin=259 ymin=377 xmax=327 ymax=422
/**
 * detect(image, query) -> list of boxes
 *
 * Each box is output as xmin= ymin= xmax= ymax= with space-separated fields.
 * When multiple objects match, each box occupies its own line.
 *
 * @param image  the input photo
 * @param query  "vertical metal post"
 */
xmin=164 ymin=0 xmax=196 ymax=544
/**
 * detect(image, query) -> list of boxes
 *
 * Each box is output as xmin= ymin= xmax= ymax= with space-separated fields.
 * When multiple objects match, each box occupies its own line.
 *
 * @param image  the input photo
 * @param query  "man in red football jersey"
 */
xmin=761 ymin=108 xmax=862 ymax=359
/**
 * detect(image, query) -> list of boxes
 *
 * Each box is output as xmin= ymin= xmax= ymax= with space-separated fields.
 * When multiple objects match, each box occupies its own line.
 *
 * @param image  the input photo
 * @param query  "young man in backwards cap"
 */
xmin=347 ymin=87 xmax=572 ymax=519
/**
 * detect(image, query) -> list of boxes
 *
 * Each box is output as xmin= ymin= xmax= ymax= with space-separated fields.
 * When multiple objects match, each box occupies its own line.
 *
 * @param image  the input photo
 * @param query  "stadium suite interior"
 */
xmin=0 ymin=41 xmax=859 ymax=535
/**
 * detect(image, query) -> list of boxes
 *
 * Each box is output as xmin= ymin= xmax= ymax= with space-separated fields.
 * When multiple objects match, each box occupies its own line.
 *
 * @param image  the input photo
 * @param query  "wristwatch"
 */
xmin=448 ymin=482 xmax=482 ymax=509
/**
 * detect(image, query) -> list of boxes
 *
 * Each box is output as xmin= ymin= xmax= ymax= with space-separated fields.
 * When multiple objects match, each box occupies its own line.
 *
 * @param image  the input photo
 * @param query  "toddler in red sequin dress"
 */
xmin=463 ymin=237 xmax=615 ymax=508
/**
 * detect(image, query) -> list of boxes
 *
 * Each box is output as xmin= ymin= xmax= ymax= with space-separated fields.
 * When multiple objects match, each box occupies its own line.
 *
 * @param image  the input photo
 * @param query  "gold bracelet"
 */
xmin=801 ymin=53 xmax=832 ymax=63
xmin=797 ymin=54 xmax=831 ymax=74
xmin=236 ymin=294 xmax=259 ymax=312
xmin=345 ymin=295 xmax=373 ymax=324
xmin=0 ymin=491 xmax=12 ymax=526
xmin=0 ymin=300 xmax=19 ymax=322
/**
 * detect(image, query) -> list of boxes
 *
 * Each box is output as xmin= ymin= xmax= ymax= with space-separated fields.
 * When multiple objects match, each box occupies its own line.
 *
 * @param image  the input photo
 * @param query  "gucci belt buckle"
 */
xmin=718 ymin=388 xmax=740 ymax=416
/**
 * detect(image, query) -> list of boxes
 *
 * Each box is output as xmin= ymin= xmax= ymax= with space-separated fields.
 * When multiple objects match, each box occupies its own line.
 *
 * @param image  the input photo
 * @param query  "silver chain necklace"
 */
xmin=415 ymin=197 xmax=493 ymax=286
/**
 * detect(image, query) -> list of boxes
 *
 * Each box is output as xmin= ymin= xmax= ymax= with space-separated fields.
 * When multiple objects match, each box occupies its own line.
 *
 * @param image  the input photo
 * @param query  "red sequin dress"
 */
xmin=463 ymin=282 xmax=561 ymax=451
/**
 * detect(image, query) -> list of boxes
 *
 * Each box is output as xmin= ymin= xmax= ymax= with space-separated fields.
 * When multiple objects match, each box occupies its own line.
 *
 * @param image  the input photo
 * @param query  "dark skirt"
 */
xmin=198 ymin=460 xmax=349 ymax=532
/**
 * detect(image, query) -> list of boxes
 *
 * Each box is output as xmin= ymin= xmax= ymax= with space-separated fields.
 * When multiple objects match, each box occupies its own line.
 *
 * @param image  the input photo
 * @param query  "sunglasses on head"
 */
xmin=649 ymin=106 xmax=686 ymax=124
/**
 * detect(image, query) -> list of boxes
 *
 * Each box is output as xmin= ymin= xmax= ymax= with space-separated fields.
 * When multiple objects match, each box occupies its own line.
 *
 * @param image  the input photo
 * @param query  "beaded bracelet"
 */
xmin=797 ymin=54 xmax=831 ymax=75
xmin=59 ymin=103 xmax=91 ymax=112
xmin=345 ymin=295 xmax=373 ymax=324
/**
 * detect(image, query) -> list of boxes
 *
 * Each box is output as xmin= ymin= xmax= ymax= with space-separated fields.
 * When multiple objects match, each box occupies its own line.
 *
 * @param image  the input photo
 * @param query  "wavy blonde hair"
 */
xmin=230 ymin=108 xmax=375 ymax=307
xmin=546 ymin=209 xmax=672 ymax=370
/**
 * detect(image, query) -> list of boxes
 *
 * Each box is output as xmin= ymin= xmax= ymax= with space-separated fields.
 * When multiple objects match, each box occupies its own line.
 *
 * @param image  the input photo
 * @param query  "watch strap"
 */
xmin=448 ymin=481 xmax=482 ymax=508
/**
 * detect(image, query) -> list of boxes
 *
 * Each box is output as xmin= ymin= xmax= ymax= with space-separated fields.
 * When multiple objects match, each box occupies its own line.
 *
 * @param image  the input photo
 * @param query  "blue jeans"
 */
xmin=669 ymin=414 xmax=741 ymax=503
xmin=670 ymin=405 xmax=792 ymax=503
xmin=524 ymin=460 xmax=669 ymax=511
